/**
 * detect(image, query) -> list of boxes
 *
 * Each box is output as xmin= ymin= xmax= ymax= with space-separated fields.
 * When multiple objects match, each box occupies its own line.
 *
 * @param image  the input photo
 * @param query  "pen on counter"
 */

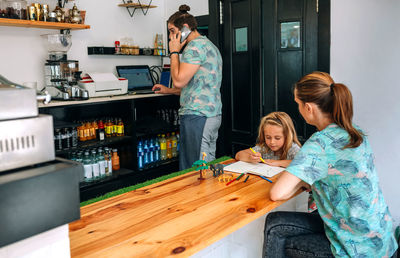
xmin=243 ymin=175 xmax=250 ymax=183
xmin=249 ymin=147 xmax=267 ymax=163
xmin=226 ymin=177 xmax=236 ymax=186
xmin=259 ymin=175 xmax=273 ymax=183
xmin=236 ymin=172 xmax=245 ymax=181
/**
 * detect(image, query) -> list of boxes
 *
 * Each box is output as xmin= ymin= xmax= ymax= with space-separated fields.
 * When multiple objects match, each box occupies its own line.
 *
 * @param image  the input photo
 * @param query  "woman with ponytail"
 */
xmin=263 ymin=72 xmax=397 ymax=257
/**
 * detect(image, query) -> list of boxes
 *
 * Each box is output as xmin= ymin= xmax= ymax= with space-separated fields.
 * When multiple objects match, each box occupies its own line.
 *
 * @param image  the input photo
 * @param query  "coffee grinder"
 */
xmin=42 ymin=33 xmax=88 ymax=100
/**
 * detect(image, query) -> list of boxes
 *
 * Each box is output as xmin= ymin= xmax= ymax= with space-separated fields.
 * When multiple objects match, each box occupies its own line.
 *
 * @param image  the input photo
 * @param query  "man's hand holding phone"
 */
xmin=169 ymin=27 xmax=189 ymax=53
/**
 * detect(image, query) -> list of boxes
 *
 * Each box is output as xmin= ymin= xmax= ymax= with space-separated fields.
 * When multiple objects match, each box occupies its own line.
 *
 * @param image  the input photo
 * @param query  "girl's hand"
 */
xmin=249 ymin=152 xmax=262 ymax=163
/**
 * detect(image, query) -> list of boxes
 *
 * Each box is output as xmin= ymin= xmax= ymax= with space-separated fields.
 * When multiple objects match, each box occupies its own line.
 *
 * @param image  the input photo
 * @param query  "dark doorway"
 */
xmin=209 ymin=0 xmax=330 ymax=156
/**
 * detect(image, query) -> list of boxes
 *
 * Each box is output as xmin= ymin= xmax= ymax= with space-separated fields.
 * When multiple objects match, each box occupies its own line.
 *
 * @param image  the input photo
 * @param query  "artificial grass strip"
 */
xmin=80 ymin=156 xmax=233 ymax=207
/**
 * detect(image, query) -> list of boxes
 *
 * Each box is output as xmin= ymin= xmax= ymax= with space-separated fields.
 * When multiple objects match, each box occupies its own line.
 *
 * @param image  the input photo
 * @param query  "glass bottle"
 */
xmin=112 ymin=118 xmax=117 ymax=137
xmin=143 ymin=140 xmax=149 ymax=165
xmin=103 ymin=147 xmax=110 ymax=176
xmin=154 ymin=136 xmax=160 ymax=162
xmin=137 ymin=140 xmax=144 ymax=170
xmin=112 ymin=148 xmax=120 ymax=171
xmin=83 ymin=151 xmax=93 ymax=182
xmin=160 ymin=134 xmax=167 ymax=160
xmin=91 ymin=150 xmax=100 ymax=180
xmin=171 ymin=132 xmax=177 ymax=158
xmin=166 ymin=133 xmax=172 ymax=159
xmin=92 ymin=121 xmax=98 ymax=140
xmin=98 ymin=149 xmax=106 ymax=178
xmin=97 ymin=120 xmax=105 ymax=141
xmin=149 ymin=139 xmax=154 ymax=164
xmin=117 ymin=118 xmax=124 ymax=136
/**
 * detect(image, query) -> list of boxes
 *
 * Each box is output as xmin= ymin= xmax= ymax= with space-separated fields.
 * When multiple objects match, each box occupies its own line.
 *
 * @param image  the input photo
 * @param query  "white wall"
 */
xmin=0 ymin=0 xmax=167 ymax=90
xmin=331 ymin=0 xmax=400 ymax=224
xmin=165 ymin=0 xmax=209 ymax=18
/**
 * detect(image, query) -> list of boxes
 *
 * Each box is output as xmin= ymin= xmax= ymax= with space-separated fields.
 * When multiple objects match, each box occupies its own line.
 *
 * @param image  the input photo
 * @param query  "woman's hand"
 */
xmin=152 ymin=84 xmax=169 ymax=94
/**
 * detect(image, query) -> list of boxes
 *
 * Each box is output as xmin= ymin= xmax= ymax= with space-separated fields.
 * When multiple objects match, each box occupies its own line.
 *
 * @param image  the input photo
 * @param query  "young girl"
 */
xmin=235 ymin=111 xmax=301 ymax=168
xmin=264 ymin=72 xmax=398 ymax=257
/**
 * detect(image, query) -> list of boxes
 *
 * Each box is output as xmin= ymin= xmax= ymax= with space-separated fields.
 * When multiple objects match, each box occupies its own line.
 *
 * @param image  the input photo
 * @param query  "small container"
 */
xmin=6 ymin=0 xmax=27 ymax=19
xmin=114 ymin=41 xmax=121 ymax=54
xmin=48 ymin=11 xmax=56 ymax=22
xmin=28 ymin=5 xmax=36 ymax=20
xmin=0 ymin=0 xmax=7 ymax=18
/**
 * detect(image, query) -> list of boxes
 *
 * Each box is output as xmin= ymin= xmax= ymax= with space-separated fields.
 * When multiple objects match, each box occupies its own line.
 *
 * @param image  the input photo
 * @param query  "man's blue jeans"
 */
xmin=263 ymin=211 xmax=334 ymax=258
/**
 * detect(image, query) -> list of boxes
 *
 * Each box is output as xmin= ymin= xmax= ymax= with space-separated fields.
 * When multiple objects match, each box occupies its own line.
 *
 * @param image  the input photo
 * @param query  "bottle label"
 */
xmin=99 ymin=131 xmax=105 ymax=141
xmin=113 ymin=125 xmax=117 ymax=133
xmin=92 ymin=164 xmax=100 ymax=177
xmin=117 ymin=125 xmax=123 ymax=134
xmin=108 ymin=160 xmax=112 ymax=174
xmin=161 ymin=142 xmax=166 ymax=150
xmin=84 ymin=164 xmax=93 ymax=179
xmin=99 ymin=161 xmax=106 ymax=176
xmin=172 ymin=142 xmax=177 ymax=147
xmin=105 ymin=126 xmax=111 ymax=134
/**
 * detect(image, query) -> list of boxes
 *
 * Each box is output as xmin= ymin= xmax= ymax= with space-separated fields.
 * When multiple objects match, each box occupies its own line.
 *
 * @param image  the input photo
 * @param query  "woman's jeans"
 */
xmin=263 ymin=211 xmax=334 ymax=258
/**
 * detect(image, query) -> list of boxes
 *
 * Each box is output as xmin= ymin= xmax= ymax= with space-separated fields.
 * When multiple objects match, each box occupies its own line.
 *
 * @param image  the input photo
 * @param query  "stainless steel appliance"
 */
xmin=0 ymin=75 xmax=81 ymax=247
xmin=42 ymin=33 xmax=88 ymax=100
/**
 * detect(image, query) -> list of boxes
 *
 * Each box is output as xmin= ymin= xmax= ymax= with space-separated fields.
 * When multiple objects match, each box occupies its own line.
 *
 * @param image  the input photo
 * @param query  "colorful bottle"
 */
xmin=112 ymin=118 xmax=117 ymax=137
xmin=154 ymin=136 xmax=160 ymax=162
xmin=149 ymin=139 xmax=154 ymax=163
xmin=166 ymin=133 xmax=172 ymax=159
xmin=176 ymin=132 xmax=180 ymax=153
xmin=143 ymin=140 xmax=149 ymax=165
xmin=117 ymin=118 xmax=124 ymax=136
xmin=97 ymin=120 xmax=105 ymax=141
xmin=160 ymin=134 xmax=167 ymax=160
xmin=171 ymin=132 xmax=177 ymax=158
xmin=137 ymin=140 xmax=144 ymax=170
xmin=112 ymin=149 xmax=120 ymax=171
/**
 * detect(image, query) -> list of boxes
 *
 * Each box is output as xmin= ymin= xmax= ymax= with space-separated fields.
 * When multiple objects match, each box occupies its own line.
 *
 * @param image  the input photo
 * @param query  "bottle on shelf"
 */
xmin=71 ymin=127 xmax=78 ymax=147
xmin=149 ymin=139 xmax=154 ymax=163
xmin=154 ymin=136 xmax=160 ymax=162
xmin=137 ymin=140 xmax=144 ymax=170
xmin=76 ymin=151 xmax=83 ymax=163
xmin=98 ymin=149 xmax=106 ymax=178
xmin=91 ymin=150 xmax=100 ymax=180
xmin=143 ymin=140 xmax=149 ymax=165
xmin=112 ymin=148 xmax=120 ymax=171
xmin=83 ymin=151 xmax=93 ymax=183
xmin=117 ymin=118 xmax=124 ymax=136
xmin=171 ymin=132 xmax=177 ymax=158
xmin=105 ymin=119 xmax=112 ymax=138
xmin=166 ymin=133 xmax=172 ymax=159
xmin=160 ymin=134 xmax=167 ymax=160
xmin=112 ymin=118 xmax=117 ymax=137
xmin=97 ymin=120 xmax=105 ymax=141
xmin=103 ymin=147 xmax=112 ymax=176
xmin=92 ymin=121 xmax=98 ymax=140
xmin=176 ymin=132 xmax=180 ymax=153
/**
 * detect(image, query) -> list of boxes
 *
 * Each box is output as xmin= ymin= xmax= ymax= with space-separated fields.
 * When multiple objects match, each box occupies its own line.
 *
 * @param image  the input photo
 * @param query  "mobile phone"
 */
xmin=180 ymin=26 xmax=191 ymax=43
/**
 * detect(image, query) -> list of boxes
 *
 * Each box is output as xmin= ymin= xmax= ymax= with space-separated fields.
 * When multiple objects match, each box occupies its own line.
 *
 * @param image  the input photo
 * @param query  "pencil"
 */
xmin=226 ymin=177 xmax=236 ymax=186
xmin=236 ymin=172 xmax=245 ymax=181
xmin=259 ymin=175 xmax=273 ymax=183
xmin=249 ymin=147 xmax=266 ymax=163
xmin=243 ymin=175 xmax=250 ymax=183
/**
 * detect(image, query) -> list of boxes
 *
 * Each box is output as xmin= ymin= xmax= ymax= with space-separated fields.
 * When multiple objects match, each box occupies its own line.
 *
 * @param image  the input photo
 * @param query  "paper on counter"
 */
xmin=87 ymin=72 xmax=118 ymax=82
xmin=224 ymin=161 xmax=285 ymax=177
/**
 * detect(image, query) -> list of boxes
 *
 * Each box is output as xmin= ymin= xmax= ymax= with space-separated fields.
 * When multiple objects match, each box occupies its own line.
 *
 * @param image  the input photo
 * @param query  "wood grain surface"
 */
xmin=69 ymin=159 xmax=300 ymax=257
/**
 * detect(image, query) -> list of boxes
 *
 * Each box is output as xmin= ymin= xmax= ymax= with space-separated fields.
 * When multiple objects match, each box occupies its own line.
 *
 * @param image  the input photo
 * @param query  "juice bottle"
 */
xmin=105 ymin=119 xmax=112 ymax=138
xmin=171 ymin=132 xmax=177 ymax=158
xmin=160 ymin=134 xmax=167 ymax=160
xmin=117 ymin=118 xmax=124 ymax=136
xmin=84 ymin=122 xmax=90 ymax=141
xmin=166 ymin=133 xmax=172 ymax=159
xmin=112 ymin=118 xmax=117 ymax=137
xmin=112 ymin=148 xmax=120 ymax=170
xmin=97 ymin=120 xmax=105 ymax=141
xmin=92 ymin=121 xmax=98 ymax=140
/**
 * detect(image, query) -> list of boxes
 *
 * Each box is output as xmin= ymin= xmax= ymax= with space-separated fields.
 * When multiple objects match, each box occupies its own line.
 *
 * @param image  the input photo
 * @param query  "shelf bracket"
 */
xmin=122 ymin=0 xmax=153 ymax=18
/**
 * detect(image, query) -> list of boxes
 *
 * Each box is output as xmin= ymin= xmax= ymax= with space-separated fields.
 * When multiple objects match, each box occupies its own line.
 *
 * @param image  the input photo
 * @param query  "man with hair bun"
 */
xmin=153 ymin=5 xmax=223 ymax=170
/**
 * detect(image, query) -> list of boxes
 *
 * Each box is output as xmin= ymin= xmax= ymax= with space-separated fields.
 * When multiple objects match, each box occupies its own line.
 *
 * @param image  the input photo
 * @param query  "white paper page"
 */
xmin=88 ymin=72 xmax=118 ymax=82
xmin=224 ymin=161 xmax=285 ymax=177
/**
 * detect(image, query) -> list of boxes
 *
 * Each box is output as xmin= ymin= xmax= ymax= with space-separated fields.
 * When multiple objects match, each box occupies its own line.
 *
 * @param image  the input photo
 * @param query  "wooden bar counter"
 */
xmin=69 ymin=160 xmax=301 ymax=257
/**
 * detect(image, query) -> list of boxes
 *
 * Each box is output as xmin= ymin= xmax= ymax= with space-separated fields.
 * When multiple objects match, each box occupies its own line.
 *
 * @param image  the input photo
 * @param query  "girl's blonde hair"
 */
xmin=256 ymin=112 xmax=301 ymax=160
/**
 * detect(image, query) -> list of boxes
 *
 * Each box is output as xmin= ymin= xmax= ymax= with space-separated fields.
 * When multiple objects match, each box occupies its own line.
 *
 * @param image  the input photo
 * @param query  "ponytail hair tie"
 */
xmin=330 ymin=83 xmax=335 ymax=95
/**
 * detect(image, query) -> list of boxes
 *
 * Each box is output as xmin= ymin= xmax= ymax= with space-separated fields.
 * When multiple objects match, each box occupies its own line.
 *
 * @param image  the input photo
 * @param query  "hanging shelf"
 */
xmin=118 ymin=0 xmax=157 ymax=18
xmin=0 ymin=18 xmax=90 ymax=30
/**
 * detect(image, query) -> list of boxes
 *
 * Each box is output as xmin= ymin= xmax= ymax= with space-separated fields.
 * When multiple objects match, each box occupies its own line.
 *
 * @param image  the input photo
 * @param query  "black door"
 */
xmin=263 ymin=0 xmax=323 ymax=141
xmin=217 ymin=0 xmax=330 ymax=156
xmin=221 ymin=0 xmax=262 ymax=154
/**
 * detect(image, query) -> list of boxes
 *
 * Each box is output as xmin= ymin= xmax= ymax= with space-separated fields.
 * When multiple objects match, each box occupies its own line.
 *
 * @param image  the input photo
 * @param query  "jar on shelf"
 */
xmin=0 ymin=0 xmax=7 ymax=18
xmin=6 ymin=0 xmax=27 ymax=19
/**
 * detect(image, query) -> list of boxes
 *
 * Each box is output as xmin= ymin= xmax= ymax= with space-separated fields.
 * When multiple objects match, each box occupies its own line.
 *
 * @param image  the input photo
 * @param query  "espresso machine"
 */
xmin=42 ymin=33 xmax=88 ymax=100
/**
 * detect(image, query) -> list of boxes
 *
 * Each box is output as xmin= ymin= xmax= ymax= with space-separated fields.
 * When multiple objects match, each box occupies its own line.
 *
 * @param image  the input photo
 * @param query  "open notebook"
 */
xmin=223 ymin=161 xmax=285 ymax=177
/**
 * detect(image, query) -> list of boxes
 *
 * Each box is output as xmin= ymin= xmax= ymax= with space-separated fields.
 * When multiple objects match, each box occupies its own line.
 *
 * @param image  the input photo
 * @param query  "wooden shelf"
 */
xmin=0 ymin=18 xmax=90 ymax=30
xmin=118 ymin=3 xmax=157 ymax=8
